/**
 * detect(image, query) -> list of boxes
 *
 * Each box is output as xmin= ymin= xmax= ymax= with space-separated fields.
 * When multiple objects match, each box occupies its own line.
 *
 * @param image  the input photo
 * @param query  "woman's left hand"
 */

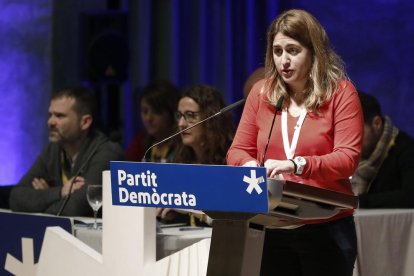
xmin=264 ymin=159 xmax=295 ymax=178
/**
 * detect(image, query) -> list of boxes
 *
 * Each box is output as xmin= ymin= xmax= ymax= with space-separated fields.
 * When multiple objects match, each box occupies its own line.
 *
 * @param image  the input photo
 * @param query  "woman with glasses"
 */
xmin=157 ymin=84 xmax=235 ymax=225
xmin=173 ymin=85 xmax=235 ymax=164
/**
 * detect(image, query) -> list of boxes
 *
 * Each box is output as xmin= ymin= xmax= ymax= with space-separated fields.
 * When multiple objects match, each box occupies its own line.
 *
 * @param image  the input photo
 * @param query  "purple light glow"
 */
xmin=0 ymin=1 xmax=51 ymax=185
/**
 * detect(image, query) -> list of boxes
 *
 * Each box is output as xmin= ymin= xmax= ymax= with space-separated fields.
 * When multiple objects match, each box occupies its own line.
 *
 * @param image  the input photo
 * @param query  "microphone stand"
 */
xmin=260 ymin=96 xmax=284 ymax=166
xmin=56 ymin=140 xmax=104 ymax=216
xmin=56 ymin=173 xmax=80 ymax=216
xmin=143 ymin=98 xmax=245 ymax=161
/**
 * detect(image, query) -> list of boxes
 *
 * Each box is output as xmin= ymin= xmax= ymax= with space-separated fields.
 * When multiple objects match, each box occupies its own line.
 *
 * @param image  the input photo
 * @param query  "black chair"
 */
xmin=0 ymin=185 xmax=14 ymax=209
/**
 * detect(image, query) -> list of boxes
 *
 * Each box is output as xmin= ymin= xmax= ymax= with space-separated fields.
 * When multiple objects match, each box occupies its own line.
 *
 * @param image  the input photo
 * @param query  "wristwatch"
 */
xmin=293 ymin=156 xmax=306 ymax=175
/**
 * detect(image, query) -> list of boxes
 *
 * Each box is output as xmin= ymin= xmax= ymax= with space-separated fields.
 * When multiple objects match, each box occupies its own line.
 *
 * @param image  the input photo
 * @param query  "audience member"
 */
xmin=227 ymin=9 xmax=363 ymax=276
xmin=157 ymin=84 xmax=235 ymax=226
xmin=174 ymin=85 xmax=235 ymax=165
xmin=9 ymin=86 xmax=125 ymax=216
xmin=126 ymin=80 xmax=179 ymax=162
xmin=243 ymin=66 xmax=265 ymax=98
xmin=352 ymin=91 xmax=414 ymax=208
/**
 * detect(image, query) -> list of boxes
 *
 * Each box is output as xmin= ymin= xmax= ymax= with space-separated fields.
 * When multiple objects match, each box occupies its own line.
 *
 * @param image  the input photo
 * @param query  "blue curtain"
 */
xmin=0 ymin=1 xmax=51 ymax=185
xmin=126 ymin=0 xmax=280 ymax=144
xmin=3 ymin=0 xmax=414 ymax=184
xmin=131 ymin=0 xmax=279 ymax=98
xmin=126 ymin=0 xmax=414 ymax=146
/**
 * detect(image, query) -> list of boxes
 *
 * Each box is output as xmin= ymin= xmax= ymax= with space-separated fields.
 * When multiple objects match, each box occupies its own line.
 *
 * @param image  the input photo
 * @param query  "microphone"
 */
xmin=143 ymin=98 xmax=246 ymax=161
xmin=260 ymin=96 xmax=284 ymax=166
xmin=56 ymin=140 xmax=104 ymax=216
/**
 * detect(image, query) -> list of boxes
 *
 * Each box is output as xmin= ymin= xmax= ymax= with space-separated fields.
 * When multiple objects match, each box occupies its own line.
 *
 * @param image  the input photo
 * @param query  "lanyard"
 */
xmin=281 ymin=108 xmax=307 ymax=159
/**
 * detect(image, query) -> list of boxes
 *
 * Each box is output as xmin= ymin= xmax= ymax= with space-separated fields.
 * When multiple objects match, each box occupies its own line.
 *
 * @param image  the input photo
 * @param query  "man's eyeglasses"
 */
xmin=174 ymin=111 xmax=200 ymax=123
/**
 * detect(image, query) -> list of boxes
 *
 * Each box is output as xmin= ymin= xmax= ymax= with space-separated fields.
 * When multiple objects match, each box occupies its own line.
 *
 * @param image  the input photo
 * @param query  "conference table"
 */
xmin=74 ymin=220 xmax=212 ymax=260
xmin=2 ymin=208 xmax=412 ymax=275
xmin=73 ymin=209 xmax=414 ymax=276
xmin=353 ymin=209 xmax=414 ymax=276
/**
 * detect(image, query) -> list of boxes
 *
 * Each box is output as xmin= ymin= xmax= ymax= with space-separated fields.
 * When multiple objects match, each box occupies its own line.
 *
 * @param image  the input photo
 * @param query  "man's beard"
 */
xmin=361 ymin=140 xmax=377 ymax=160
xmin=48 ymin=130 xmax=72 ymax=145
xmin=48 ymin=130 xmax=62 ymax=143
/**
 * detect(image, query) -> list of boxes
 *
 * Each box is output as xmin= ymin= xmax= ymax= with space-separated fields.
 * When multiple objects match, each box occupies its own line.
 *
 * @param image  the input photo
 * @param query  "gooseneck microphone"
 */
xmin=56 ymin=140 xmax=103 ymax=216
xmin=260 ymin=96 xmax=284 ymax=166
xmin=143 ymin=98 xmax=246 ymax=161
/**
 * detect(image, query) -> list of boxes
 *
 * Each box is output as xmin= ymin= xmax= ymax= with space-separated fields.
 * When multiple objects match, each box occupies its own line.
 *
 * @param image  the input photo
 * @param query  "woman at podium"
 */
xmin=227 ymin=9 xmax=363 ymax=276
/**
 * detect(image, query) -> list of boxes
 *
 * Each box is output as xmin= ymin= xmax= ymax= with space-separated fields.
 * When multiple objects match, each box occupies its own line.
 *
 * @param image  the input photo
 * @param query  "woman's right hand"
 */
xmin=264 ymin=159 xmax=295 ymax=178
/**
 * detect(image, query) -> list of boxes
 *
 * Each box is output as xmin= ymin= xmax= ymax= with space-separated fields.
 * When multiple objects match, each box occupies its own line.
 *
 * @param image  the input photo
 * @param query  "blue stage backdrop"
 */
xmin=0 ymin=1 xmax=51 ymax=185
xmin=284 ymin=0 xmax=414 ymax=136
xmin=1 ymin=0 xmax=414 ymax=186
xmin=128 ymin=0 xmax=414 ymax=143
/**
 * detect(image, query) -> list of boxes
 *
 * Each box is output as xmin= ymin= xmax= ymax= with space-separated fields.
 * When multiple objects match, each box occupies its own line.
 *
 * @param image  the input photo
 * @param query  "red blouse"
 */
xmin=227 ymin=79 xmax=363 ymax=196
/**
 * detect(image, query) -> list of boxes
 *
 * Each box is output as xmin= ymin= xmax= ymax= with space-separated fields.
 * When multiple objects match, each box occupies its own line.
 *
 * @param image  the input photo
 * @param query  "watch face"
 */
xmin=295 ymin=156 xmax=306 ymax=165
xmin=294 ymin=156 xmax=306 ymax=175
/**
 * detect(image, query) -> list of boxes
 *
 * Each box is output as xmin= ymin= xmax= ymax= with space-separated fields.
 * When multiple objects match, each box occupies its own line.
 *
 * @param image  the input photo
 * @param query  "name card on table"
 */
xmin=110 ymin=162 xmax=268 ymax=213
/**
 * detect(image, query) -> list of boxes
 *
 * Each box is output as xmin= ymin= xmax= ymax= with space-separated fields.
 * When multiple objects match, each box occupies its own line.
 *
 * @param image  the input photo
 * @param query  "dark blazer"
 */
xmin=9 ymin=130 xmax=125 ymax=216
xmin=359 ymin=131 xmax=414 ymax=208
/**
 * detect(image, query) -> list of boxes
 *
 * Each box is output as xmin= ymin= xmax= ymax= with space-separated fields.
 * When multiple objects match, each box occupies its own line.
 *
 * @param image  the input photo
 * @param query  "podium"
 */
xmin=205 ymin=178 xmax=357 ymax=276
xmin=109 ymin=161 xmax=357 ymax=276
xmin=32 ymin=162 xmax=358 ymax=275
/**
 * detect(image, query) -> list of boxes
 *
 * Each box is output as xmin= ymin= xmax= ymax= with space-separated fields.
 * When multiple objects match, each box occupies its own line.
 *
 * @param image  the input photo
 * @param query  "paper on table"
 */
xmin=173 ymin=208 xmax=205 ymax=215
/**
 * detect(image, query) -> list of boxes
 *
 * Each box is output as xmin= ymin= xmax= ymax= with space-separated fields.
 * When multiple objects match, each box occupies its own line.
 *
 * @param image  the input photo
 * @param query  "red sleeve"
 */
xmin=126 ymin=131 xmax=146 ymax=161
xmin=227 ymin=81 xmax=262 ymax=166
xmin=228 ymin=80 xmax=363 ymax=194
xmin=300 ymin=81 xmax=364 ymax=181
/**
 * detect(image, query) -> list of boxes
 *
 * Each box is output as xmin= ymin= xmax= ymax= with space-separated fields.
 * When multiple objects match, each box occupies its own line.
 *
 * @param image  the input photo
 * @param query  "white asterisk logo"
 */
xmin=4 ymin=237 xmax=37 ymax=276
xmin=243 ymin=169 xmax=265 ymax=195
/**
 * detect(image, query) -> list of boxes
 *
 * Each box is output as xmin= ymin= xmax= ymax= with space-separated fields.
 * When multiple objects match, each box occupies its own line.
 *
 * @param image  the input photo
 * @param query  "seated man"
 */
xmin=352 ymin=91 xmax=414 ymax=208
xmin=9 ymin=86 xmax=125 ymax=216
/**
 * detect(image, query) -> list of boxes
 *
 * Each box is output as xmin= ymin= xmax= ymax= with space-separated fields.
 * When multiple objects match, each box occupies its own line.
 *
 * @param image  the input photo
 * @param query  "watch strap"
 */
xmin=289 ymin=159 xmax=297 ymax=174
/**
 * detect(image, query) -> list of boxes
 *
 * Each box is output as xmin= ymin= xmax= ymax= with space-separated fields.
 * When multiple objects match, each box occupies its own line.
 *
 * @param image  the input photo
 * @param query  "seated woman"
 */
xmin=126 ymin=80 xmax=179 ymax=162
xmin=157 ymin=84 xmax=235 ymax=226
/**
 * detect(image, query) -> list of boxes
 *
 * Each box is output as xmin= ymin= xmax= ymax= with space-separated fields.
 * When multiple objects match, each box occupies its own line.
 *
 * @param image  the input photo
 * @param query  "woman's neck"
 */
xmin=287 ymin=80 xmax=307 ymax=102
xmin=192 ymin=144 xmax=204 ymax=164
xmin=289 ymin=89 xmax=307 ymax=106
xmin=288 ymin=90 xmax=307 ymax=117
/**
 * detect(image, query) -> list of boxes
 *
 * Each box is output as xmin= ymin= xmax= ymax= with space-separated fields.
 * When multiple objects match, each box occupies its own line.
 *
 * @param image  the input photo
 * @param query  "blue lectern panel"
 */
xmin=0 ymin=211 xmax=72 ymax=275
xmin=110 ymin=162 xmax=268 ymax=213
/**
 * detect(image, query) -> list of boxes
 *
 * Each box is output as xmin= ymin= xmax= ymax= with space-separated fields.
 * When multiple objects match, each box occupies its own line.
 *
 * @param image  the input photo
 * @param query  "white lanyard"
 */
xmin=281 ymin=108 xmax=307 ymax=159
